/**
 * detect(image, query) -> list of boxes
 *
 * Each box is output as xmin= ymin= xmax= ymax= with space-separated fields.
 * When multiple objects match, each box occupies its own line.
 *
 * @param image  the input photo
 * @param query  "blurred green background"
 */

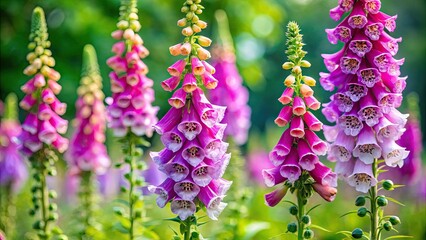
xmin=1 ymin=0 xmax=425 ymax=239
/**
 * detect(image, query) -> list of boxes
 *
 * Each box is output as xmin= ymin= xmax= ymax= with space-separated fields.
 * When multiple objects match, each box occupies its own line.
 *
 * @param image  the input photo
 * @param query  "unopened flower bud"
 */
xmin=284 ymin=75 xmax=296 ymax=87
xmin=180 ymin=43 xmax=192 ymax=55
xmin=197 ymin=20 xmax=207 ymax=29
xmin=301 ymin=215 xmax=311 ymax=225
xmin=300 ymin=60 xmax=311 ymax=68
xmin=192 ymin=24 xmax=201 ymax=33
xmin=182 ymin=26 xmax=194 ymax=36
xmin=117 ymin=20 xmax=129 ymax=29
xmin=282 ymin=62 xmax=294 ymax=70
xmin=130 ymin=20 xmax=141 ymax=32
xmin=28 ymin=42 xmax=36 ymax=50
xmin=123 ymin=29 xmax=135 ymax=40
xmin=287 ymin=222 xmax=297 ymax=233
xmin=23 ymin=65 xmax=37 ymax=76
xmin=169 ymin=43 xmax=182 ymax=56
xmin=27 ymin=52 xmax=37 ymax=62
xmin=186 ymin=12 xmax=194 ymax=20
xmin=32 ymin=58 xmax=42 ymax=69
xmin=389 ymin=216 xmax=400 ymax=225
xmin=289 ymin=205 xmax=298 ymax=215
xmin=111 ymin=30 xmax=124 ymax=40
xmin=303 ymin=229 xmax=314 ymax=239
xmin=198 ymin=36 xmax=212 ymax=47
xmin=355 ymin=196 xmax=366 ymax=206
xmin=292 ymin=66 xmax=301 ymax=74
xmin=177 ymin=18 xmax=187 ymax=27
xmin=357 ymin=207 xmax=368 ymax=217
xmin=300 ymin=84 xmax=313 ymax=97
xmin=35 ymin=46 xmax=44 ymax=55
xmin=195 ymin=9 xmax=202 ymax=14
xmin=129 ymin=12 xmax=138 ymax=21
xmin=377 ymin=196 xmax=388 ymax=207
xmin=383 ymin=221 xmax=392 ymax=231
xmin=382 ymin=180 xmax=394 ymax=191
xmin=181 ymin=6 xmax=189 ymax=13
xmin=197 ymin=47 xmax=211 ymax=60
xmin=303 ymin=76 xmax=316 ymax=86
xmin=351 ymin=228 xmax=363 ymax=239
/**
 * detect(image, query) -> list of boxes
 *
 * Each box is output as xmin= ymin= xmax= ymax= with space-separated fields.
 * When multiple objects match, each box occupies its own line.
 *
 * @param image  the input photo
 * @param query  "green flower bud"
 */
xmin=287 ymin=222 xmax=297 ymax=233
xmin=383 ymin=221 xmax=392 ymax=231
xmin=48 ymin=212 xmax=58 ymax=221
xmin=29 ymin=209 xmax=36 ymax=216
xmin=292 ymin=66 xmax=302 ymax=75
xmin=300 ymin=60 xmax=311 ymax=68
xmin=289 ymin=205 xmax=298 ymax=215
xmin=57 ymin=235 xmax=68 ymax=240
xmin=377 ymin=196 xmax=388 ymax=207
xmin=49 ymin=203 xmax=57 ymax=211
xmin=355 ymin=196 xmax=366 ymax=206
xmin=282 ymin=62 xmax=294 ymax=70
xmin=134 ymin=210 xmax=142 ymax=219
xmin=173 ymin=236 xmax=181 ymax=240
xmin=389 ymin=216 xmax=400 ymax=225
xmin=357 ymin=207 xmax=368 ymax=217
xmin=191 ymin=232 xmax=200 ymax=240
xmin=33 ymin=220 xmax=44 ymax=230
xmin=382 ymin=180 xmax=394 ymax=190
xmin=49 ymin=190 xmax=57 ymax=199
xmin=351 ymin=228 xmax=363 ymax=239
xmin=303 ymin=229 xmax=314 ymax=239
xmin=120 ymin=186 xmax=127 ymax=193
xmin=113 ymin=207 xmax=124 ymax=216
xmin=301 ymin=215 xmax=311 ymax=225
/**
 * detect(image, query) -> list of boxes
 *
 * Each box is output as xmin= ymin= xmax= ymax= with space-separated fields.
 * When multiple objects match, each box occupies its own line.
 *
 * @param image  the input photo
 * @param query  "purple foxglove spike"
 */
xmin=322 ymin=48 xmax=346 ymax=71
xmin=182 ymin=73 xmax=198 ymax=93
xmin=208 ymin=178 xmax=232 ymax=197
xmin=191 ymin=57 xmax=206 ymax=76
xmin=292 ymin=96 xmax=306 ymax=116
xmin=304 ymin=95 xmax=321 ymax=110
xmin=148 ymin=178 xmax=176 ymax=208
xmin=338 ymin=0 xmax=355 ymax=12
xmin=161 ymin=76 xmax=181 ymax=92
xmin=22 ymin=131 xmax=42 ymax=153
xmin=133 ymin=44 xmax=149 ymax=58
xmin=198 ymin=185 xmax=227 ymax=221
xmin=280 ymin=151 xmax=301 ymax=183
xmin=110 ymin=72 xmax=126 ymax=93
xmin=329 ymin=6 xmax=346 ymax=22
xmin=322 ymin=101 xmax=341 ymax=123
xmin=297 ymin=139 xmax=319 ymax=171
xmin=182 ymin=140 xmax=205 ymax=167
xmin=337 ymin=108 xmax=364 ymax=136
xmin=126 ymin=51 xmax=140 ymax=66
xmin=332 ymin=92 xmax=354 ymax=113
xmin=366 ymin=50 xmax=393 ymax=73
xmin=199 ymin=128 xmax=229 ymax=160
xmin=353 ymin=125 xmax=382 ymax=164
xmin=49 ymin=111 xmax=68 ymax=134
xmin=340 ymin=52 xmax=361 ymax=74
xmin=51 ymin=135 xmax=69 ymax=153
xmin=192 ymin=88 xmax=222 ymax=128
xmin=347 ymin=2 xmax=367 ymax=29
xmin=201 ymin=72 xmax=219 ymax=90
xmin=205 ymin=153 xmax=231 ymax=179
xmin=19 ymin=94 xmax=37 ymax=110
xmin=154 ymin=107 xmax=183 ymax=135
xmin=374 ymin=33 xmax=401 ymax=56
xmin=22 ymin=113 xmax=39 ymax=135
xmin=357 ymin=66 xmax=381 ymax=88
xmin=325 ymin=21 xmax=353 ymax=44
xmin=262 ymin=167 xmax=287 ymax=187
xmin=106 ymin=56 xmax=127 ymax=73
xmin=168 ymin=88 xmax=187 ymax=109
xmin=349 ymin=35 xmax=372 ymax=57
xmin=363 ymin=0 xmax=381 ymax=14
xmin=274 ymin=105 xmax=292 ymax=127
xmin=372 ymin=84 xmax=402 ymax=114
xmin=38 ymin=120 xmax=58 ymax=144
xmin=38 ymin=103 xmax=54 ymax=120
xmin=346 ymin=83 xmax=368 ymax=102
xmin=364 ymin=21 xmax=384 ymax=41
xmin=347 ymin=160 xmax=378 ymax=193
xmin=374 ymin=116 xmax=403 ymax=143
xmin=289 ymin=116 xmax=305 ymax=138
xmin=162 ymin=156 xmax=190 ymax=182
xmin=321 ymin=67 xmax=355 ymax=91
xmin=319 ymin=73 xmax=334 ymax=92
xmin=192 ymin=163 xmax=217 ymax=187
xmin=278 ymin=87 xmax=294 ymax=105
xmin=20 ymin=78 xmax=36 ymax=94
xmin=212 ymin=105 xmax=226 ymax=123
xmin=310 ymin=162 xmax=338 ymax=187
xmin=178 ymin=106 xmax=202 ymax=141
xmin=48 ymin=80 xmax=62 ymax=95
xmin=174 ymin=180 xmax=200 ymax=201
xmin=202 ymin=61 xmax=216 ymax=74
xmin=150 ymin=148 xmax=175 ymax=166
xmin=358 ymin=92 xmax=383 ymax=127
xmin=335 ymin=159 xmax=355 ymax=179
xmin=385 ymin=108 xmax=408 ymax=128
xmin=33 ymin=74 xmax=46 ymax=88
xmin=270 ymin=128 xmax=293 ymax=164
xmin=323 ymin=124 xmax=339 ymax=142
xmin=369 ymin=12 xmax=397 ymax=32
xmin=305 ymin=129 xmax=328 ymax=156
xmin=330 ymin=131 xmax=355 ymax=162
xmin=170 ymin=198 xmax=196 ymax=221
xmin=265 ymin=185 xmax=289 ymax=207
xmin=207 ymin=123 xmax=227 ymax=140
xmin=126 ymin=71 xmax=142 ymax=87
xmin=161 ymin=126 xmax=186 ymax=152
xmin=379 ymin=140 xmax=409 ymax=168
xmin=312 ymin=183 xmax=337 ymax=202
xmin=167 ymin=59 xmax=186 ymax=77
xmin=41 ymin=88 xmax=56 ymax=104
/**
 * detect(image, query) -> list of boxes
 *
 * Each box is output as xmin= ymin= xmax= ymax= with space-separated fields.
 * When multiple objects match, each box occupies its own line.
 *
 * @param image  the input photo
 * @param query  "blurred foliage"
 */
xmin=1 ymin=0 xmax=425 ymax=239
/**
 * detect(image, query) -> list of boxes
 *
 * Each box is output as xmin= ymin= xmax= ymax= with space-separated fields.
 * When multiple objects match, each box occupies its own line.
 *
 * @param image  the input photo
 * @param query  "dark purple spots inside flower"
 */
xmin=173 ymin=164 xmax=185 ymax=173
xmin=185 ymin=122 xmax=198 ymax=132
xmin=365 ymin=23 xmax=382 ymax=41
xmin=360 ymin=107 xmax=380 ymax=126
xmin=177 ymin=200 xmax=191 ymax=209
xmin=172 ymin=134 xmax=182 ymax=144
xmin=358 ymin=69 xmax=380 ymax=88
xmin=340 ymin=116 xmax=363 ymax=136
xmin=347 ymin=84 xmax=367 ymax=101
xmin=349 ymin=40 xmax=372 ymax=57
xmin=179 ymin=182 xmax=194 ymax=192
xmin=385 ymin=19 xmax=396 ymax=32
xmin=374 ymin=53 xmax=391 ymax=72
xmin=340 ymin=57 xmax=360 ymax=74
xmin=387 ymin=150 xmax=400 ymax=159
xmin=365 ymin=1 xmax=381 ymax=14
xmin=358 ymin=144 xmax=375 ymax=154
xmin=186 ymin=147 xmax=200 ymax=158
xmin=349 ymin=16 xmax=367 ymax=29
xmin=336 ymin=27 xmax=352 ymax=42
xmin=354 ymin=173 xmax=372 ymax=185
xmin=195 ymin=166 xmax=207 ymax=176
xmin=335 ymin=93 xmax=353 ymax=112
xmin=339 ymin=0 xmax=354 ymax=11
xmin=338 ymin=146 xmax=350 ymax=159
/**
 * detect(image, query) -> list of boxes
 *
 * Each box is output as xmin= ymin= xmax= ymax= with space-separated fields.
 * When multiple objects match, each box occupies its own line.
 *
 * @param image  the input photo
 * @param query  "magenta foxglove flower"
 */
xmin=248 ymin=149 xmax=274 ymax=186
xmin=149 ymin=3 xmax=231 ymax=221
xmin=0 ymin=94 xmax=27 ymax=192
xmin=66 ymin=45 xmax=110 ymax=176
xmin=106 ymin=12 xmax=158 ymax=137
xmin=322 ymin=0 xmax=409 ymax=193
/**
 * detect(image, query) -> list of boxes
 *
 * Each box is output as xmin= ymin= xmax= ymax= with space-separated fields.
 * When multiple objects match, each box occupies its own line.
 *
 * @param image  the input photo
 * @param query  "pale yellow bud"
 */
xmin=182 ymin=26 xmax=193 ymax=36
xmin=129 ymin=13 xmax=138 ymax=21
xmin=282 ymin=62 xmax=294 ymax=70
xmin=130 ymin=20 xmax=141 ymax=32
xmin=117 ymin=20 xmax=129 ymax=29
xmin=180 ymin=43 xmax=192 ymax=55
xmin=169 ymin=43 xmax=182 ymax=56
xmin=35 ymin=46 xmax=44 ymax=55
xmin=123 ymin=29 xmax=135 ymax=40
xmin=198 ymin=36 xmax=212 ymax=47
xmin=292 ymin=66 xmax=302 ymax=75
xmin=197 ymin=20 xmax=207 ymax=29
xmin=284 ymin=75 xmax=296 ymax=87
xmin=32 ymin=58 xmax=42 ymax=69
xmin=197 ymin=47 xmax=211 ymax=60
xmin=303 ymin=76 xmax=316 ymax=86
xmin=192 ymin=24 xmax=201 ymax=33
xmin=23 ymin=65 xmax=37 ymax=76
xmin=190 ymin=4 xmax=198 ymax=11
xmin=26 ymin=52 xmax=37 ymax=62
xmin=300 ymin=60 xmax=311 ymax=68
xmin=177 ymin=18 xmax=187 ymax=27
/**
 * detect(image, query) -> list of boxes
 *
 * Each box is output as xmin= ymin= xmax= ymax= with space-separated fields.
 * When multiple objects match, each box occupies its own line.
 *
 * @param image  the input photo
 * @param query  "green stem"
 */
xmin=39 ymin=156 xmax=50 ymax=240
xmin=128 ymin=136 xmax=136 ymax=240
xmin=80 ymin=171 xmax=94 ymax=238
xmin=297 ymin=190 xmax=305 ymax=240
xmin=369 ymin=159 xmax=379 ymax=240
xmin=0 ymin=185 xmax=15 ymax=237
xmin=183 ymin=217 xmax=192 ymax=240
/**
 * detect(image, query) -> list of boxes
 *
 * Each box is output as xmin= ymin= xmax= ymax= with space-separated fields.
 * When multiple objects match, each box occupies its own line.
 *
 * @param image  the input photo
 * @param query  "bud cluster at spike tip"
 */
xmin=263 ymin=22 xmax=337 ymax=207
xmin=66 ymin=45 xmax=110 ymax=176
xmin=20 ymin=7 xmax=69 ymax=155
xmin=0 ymin=94 xmax=28 ymax=192
xmin=321 ymin=0 xmax=409 ymax=193
xmin=149 ymin=0 xmax=232 ymax=221
xmin=106 ymin=0 xmax=159 ymax=137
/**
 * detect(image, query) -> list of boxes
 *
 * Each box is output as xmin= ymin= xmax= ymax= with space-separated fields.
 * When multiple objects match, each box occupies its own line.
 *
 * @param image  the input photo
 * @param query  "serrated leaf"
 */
xmin=386 ymin=197 xmax=405 ymax=206
xmin=384 ymin=235 xmax=413 ymax=239
xmin=340 ymin=210 xmax=358 ymax=218
xmin=242 ymin=222 xmax=270 ymax=240
xmin=306 ymin=204 xmax=321 ymax=214
xmin=310 ymin=224 xmax=330 ymax=232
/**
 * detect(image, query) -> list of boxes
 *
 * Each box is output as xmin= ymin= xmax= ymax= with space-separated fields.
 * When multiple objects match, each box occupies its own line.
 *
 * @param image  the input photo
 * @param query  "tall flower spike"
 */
xmin=66 ymin=45 xmax=109 ymax=238
xmin=0 ymin=93 xmax=27 ymax=238
xmin=19 ymin=7 xmax=68 ymax=240
xmin=209 ymin=10 xmax=251 ymax=145
xmin=262 ymin=22 xmax=337 ymax=240
xmin=106 ymin=1 xmax=159 ymax=239
xmin=150 ymin=1 xmax=231 ymax=239
xmin=321 ymin=1 xmax=409 ymax=239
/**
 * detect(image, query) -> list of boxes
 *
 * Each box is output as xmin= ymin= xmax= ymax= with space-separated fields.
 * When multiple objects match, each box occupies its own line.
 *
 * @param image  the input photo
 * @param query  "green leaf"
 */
xmin=340 ymin=210 xmax=358 ymax=218
xmin=386 ymin=197 xmax=405 ymax=206
xmin=113 ymin=222 xmax=129 ymax=234
xmin=197 ymin=221 xmax=208 ymax=227
xmin=164 ymin=217 xmax=181 ymax=223
xmin=282 ymin=200 xmax=297 ymax=207
xmin=141 ymin=229 xmax=160 ymax=240
xmin=242 ymin=222 xmax=270 ymax=240
xmin=310 ymin=224 xmax=330 ymax=232
xmin=384 ymin=235 xmax=413 ymax=239
xmin=114 ymin=199 xmax=130 ymax=207
xmin=306 ymin=204 xmax=321 ymax=215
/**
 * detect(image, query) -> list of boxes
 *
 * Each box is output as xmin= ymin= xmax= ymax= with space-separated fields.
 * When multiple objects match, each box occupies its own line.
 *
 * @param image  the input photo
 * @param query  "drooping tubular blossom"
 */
xmin=0 ymin=94 xmax=27 ymax=192
xmin=66 ymin=45 xmax=110 ymax=176
xmin=149 ymin=0 xmax=231 ymax=221
xmin=263 ymin=22 xmax=337 ymax=207
xmin=322 ymin=0 xmax=409 ymax=193
xmin=20 ymin=7 xmax=69 ymax=155
xmin=106 ymin=0 xmax=158 ymax=137
xmin=209 ymin=10 xmax=251 ymax=145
